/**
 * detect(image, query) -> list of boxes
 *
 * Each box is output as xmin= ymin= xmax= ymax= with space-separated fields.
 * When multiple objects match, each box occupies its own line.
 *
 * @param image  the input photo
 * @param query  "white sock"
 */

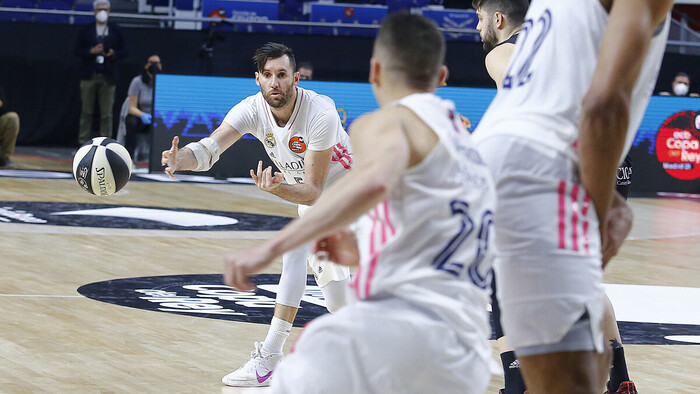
xmin=262 ymin=317 xmax=292 ymax=355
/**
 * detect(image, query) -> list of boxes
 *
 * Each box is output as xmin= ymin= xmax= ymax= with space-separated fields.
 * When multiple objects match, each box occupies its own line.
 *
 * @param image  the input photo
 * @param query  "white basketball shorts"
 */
xmin=476 ymin=132 xmax=606 ymax=354
xmin=270 ymin=297 xmax=491 ymax=393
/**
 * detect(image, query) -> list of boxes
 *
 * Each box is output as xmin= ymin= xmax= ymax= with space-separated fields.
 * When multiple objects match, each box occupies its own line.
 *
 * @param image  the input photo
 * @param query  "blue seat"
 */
xmin=0 ymin=0 xmax=35 ymax=21
xmin=35 ymin=0 xmax=71 ymax=23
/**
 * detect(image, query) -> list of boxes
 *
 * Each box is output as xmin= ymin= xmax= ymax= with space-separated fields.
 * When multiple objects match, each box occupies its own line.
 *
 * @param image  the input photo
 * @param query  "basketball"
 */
xmin=72 ymin=137 xmax=132 ymax=196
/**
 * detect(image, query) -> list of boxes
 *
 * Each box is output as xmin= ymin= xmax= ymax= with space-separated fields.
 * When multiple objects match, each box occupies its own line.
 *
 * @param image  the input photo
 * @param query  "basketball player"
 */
xmin=222 ymin=13 xmax=498 ymax=392
xmin=474 ymin=2 xmax=529 ymax=393
xmin=161 ymin=42 xmax=352 ymax=387
xmin=474 ymin=1 xmax=640 ymax=393
xmin=472 ymin=0 xmax=673 ymax=393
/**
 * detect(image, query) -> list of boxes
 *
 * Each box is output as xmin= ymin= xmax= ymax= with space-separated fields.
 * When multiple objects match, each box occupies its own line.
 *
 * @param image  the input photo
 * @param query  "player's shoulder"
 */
xmin=485 ymin=43 xmax=514 ymax=67
xmin=300 ymin=88 xmax=337 ymax=112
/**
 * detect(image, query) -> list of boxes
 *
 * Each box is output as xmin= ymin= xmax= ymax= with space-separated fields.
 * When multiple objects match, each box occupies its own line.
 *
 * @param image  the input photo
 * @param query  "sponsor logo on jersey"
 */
xmin=289 ymin=136 xmax=307 ymax=154
xmin=264 ymin=132 xmax=276 ymax=148
xmin=0 ymin=201 xmax=291 ymax=231
xmin=655 ymin=111 xmax=700 ymax=180
xmin=76 ymin=274 xmax=700 ymax=345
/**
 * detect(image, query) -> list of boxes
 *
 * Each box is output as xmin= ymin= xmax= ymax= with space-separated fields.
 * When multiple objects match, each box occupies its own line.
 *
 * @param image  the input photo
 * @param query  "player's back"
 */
xmin=475 ymin=0 xmax=669 ymax=162
xmin=352 ymin=93 xmax=496 ymax=363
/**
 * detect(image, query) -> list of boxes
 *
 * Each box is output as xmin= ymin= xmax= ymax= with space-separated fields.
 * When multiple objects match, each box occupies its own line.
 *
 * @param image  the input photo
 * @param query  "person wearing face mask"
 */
xmin=74 ymin=0 xmax=127 ymax=145
xmin=117 ymin=55 xmax=162 ymax=163
xmin=660 ymin=72 xmax=700 ymax=97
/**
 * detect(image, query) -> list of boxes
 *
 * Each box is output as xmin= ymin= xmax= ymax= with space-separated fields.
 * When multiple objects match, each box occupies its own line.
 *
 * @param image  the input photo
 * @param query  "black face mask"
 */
xmin=147 ymin=64 xmax=159 ymax=74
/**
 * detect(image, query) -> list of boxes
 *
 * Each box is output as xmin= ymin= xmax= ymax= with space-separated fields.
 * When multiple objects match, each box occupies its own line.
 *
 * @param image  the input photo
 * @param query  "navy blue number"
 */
xmin=503 ymin=9 xmax=552 ymax=89
xmin=468 ymin=210 xmax=494 ymax=289
xmin=432 ymin=200 xmax=474 ymax=276
xmin=433 ymin=202 xmax=494 ymax=288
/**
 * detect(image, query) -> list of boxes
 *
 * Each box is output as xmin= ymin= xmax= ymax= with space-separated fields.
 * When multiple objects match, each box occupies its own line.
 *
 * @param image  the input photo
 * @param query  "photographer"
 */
xmin=74 ymin=0 xmax=127 ymax=145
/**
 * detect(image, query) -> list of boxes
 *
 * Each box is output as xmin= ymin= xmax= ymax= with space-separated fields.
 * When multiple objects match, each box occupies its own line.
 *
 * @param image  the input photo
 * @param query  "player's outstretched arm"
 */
xmin=223 ymin=109 xmax=411 ymax=290
xmin=578 ymin=0 xmax=673 ymax=236
xmin=161 ymin=122 xmax=242 ymax=180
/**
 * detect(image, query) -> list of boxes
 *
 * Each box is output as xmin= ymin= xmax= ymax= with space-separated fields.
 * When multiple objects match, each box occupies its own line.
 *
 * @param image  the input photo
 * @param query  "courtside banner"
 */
xmin=152 ymin=74 xmax=699 ymax=193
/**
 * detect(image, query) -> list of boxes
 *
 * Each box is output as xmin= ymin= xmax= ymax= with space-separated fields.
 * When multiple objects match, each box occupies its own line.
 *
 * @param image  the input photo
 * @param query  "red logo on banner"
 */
xmin=655 ymin=111 xmax=700 ymax=180
xmin=343 ymin=7 xmax=354 ymax=18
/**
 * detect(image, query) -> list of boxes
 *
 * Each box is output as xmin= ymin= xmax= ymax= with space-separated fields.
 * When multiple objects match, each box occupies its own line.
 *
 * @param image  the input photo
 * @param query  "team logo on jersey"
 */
xmin=76 ymin=275 xmax=700 ymax=345
xmin=264 ymin=132 xmax=276 ymax=148
xmin=460 ymin=115 xmax=472 ymax=131
xmin=655 ymin=110 xmax=700 ymax=180
xmin=289 ymin=136 xmax=307 ymax=154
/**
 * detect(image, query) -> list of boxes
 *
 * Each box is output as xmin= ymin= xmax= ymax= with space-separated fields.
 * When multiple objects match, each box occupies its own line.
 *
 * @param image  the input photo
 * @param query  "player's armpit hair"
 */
xmin=184 ymin=137 xmax=221 ymax=171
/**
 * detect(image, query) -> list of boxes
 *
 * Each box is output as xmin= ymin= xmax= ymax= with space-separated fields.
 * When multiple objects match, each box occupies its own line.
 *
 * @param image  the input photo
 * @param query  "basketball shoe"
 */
xmin=221 ymin=341 xmax=283 ymax=387
xmin=604 ymin=381 xmax=637 ymax=394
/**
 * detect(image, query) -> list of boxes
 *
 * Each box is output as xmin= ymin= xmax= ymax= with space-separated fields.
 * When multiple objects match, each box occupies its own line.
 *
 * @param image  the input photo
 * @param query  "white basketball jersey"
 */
xmin=352 ymin=93 xmax=497 ymax=365
xmin=223 ymin=87 xmax=352 ymax=187
xmin=474 ymin=0 xmax=670 ymax=164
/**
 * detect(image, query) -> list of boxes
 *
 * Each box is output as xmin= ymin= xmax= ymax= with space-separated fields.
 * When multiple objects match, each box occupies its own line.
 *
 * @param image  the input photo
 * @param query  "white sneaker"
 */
xmin=221 ymin=341 xmax=283 ymax=387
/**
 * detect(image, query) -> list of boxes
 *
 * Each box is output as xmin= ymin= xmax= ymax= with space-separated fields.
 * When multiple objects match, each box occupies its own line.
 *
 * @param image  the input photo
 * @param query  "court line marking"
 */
xmin=0 ymin=294 xmax=83 ymax=298
xmin=627 ymin=231 xmax=700 ymax=241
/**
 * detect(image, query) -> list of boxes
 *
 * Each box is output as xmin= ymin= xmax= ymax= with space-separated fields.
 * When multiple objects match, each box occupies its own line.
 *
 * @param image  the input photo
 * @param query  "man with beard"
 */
xmin=161 ymin=42 xmax=352 ymax=387
xmin=474 ymin=2 xmax=529 ymax=393
xmin=474 ymin=0 xmax=528 ymax=88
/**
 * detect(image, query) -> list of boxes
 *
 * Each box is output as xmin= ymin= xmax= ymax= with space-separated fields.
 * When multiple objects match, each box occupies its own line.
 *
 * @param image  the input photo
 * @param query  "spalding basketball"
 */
xmin=73 ymin=137 xmax=132 ymax=196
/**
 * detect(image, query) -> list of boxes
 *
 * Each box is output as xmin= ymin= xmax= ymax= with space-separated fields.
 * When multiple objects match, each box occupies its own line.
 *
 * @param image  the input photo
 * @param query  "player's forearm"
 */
xmin=267 ymin=182 xmax=323 ymax=206
xmin=579 ymin=96 xmax=629 ymax=228
xmin=266 ymin=169 xmax=390 ymax=257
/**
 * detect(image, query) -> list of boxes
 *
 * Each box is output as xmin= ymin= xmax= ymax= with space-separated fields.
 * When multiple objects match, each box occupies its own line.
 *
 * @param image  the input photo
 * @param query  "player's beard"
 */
xmin=481 ymin=22 xmax=499 ymax=52
xmin=263 ymin=85 xmax=294 ymax=108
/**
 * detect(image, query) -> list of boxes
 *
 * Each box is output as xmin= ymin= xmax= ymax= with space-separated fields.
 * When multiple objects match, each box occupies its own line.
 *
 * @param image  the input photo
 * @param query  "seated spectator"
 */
xmin=659 ymin=72 xmax=700 ymax=97
xmin=117 ymin=54 xmax=162 ymax=163
xmin=0 ymin=83 xmax=19 ymax=168
xmin=298 ymin=62 xmax=313 ymax=80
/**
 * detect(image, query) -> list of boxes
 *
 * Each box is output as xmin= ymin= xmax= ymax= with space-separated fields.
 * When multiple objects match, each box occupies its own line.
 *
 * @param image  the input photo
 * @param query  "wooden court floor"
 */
xmin=0 ymin=152 xmax=698 ymax=393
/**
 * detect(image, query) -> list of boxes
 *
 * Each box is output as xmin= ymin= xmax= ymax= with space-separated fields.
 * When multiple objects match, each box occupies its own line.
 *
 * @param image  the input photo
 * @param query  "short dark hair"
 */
xmin=253 ymin=42 xmax=296 ymax=73
xmin=298 ymin=62 xmax=313 ymax=71
xmin=676 ymin=72 xmax=690 ymax=79
xmin=375 ymin=12 xmax=445 ymax=90
xmin=472 ymin=0 xmax=529 ymax=27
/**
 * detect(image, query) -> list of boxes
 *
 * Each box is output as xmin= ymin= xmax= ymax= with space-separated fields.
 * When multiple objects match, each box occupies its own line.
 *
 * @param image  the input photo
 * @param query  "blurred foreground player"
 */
xmin=473 ymin=0 xmax=672 ymax=392
xmin=222 ymin=13 xmax=498 ymax=393
xmin=161 ymin=42 xmax=352 ymax=387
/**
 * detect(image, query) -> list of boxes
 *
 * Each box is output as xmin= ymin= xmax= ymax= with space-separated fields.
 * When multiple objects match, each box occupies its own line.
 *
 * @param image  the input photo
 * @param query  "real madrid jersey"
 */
xmin=352 ymin=93 xmax=497 ymax=367
xmin=473 ymin=0 xmax=670 ymax=164
xmin=223 ymin=87 xmax=352 ymax=187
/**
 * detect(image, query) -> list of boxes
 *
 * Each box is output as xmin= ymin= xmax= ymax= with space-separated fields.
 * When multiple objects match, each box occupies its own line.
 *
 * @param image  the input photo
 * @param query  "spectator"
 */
xmin=74 ymin=0 xmax=128 ymax=145
xmin=0 ymin=83 xmax=19 ymax=168
xmin=118 ymin=54 xmax=162 ymax=162
xmin=298 ymin=62 xmax=313 ymax=80
xmin=659 ymin=72 xmax=699 ymax=97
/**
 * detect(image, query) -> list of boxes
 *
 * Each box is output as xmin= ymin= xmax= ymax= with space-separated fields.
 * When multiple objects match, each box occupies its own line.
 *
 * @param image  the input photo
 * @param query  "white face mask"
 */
xmin=673 ymin=82 xmax=689 ymax=96
xmin=95 ymin=10 xmax=108 ymax=23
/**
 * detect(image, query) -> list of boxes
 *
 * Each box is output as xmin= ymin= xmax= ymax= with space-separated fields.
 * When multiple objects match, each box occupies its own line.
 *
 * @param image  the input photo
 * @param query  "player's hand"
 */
xmin=601 ymin=194 xmax=633 ymax=268
xmin=250 ymin=160 xmax=284 ymax=192
xmin=223 ymin=244 xmax=275 ymax=291
xmin=314 ymin=229 xmax=360 ymax=267
xmin=161 ymin=136 xmax=180 ymax=180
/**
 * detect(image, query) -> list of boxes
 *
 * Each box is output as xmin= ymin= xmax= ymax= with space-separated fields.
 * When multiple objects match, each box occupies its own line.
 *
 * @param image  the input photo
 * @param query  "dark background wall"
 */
xmin=0 ymin=20 xmax=699 ymax=147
